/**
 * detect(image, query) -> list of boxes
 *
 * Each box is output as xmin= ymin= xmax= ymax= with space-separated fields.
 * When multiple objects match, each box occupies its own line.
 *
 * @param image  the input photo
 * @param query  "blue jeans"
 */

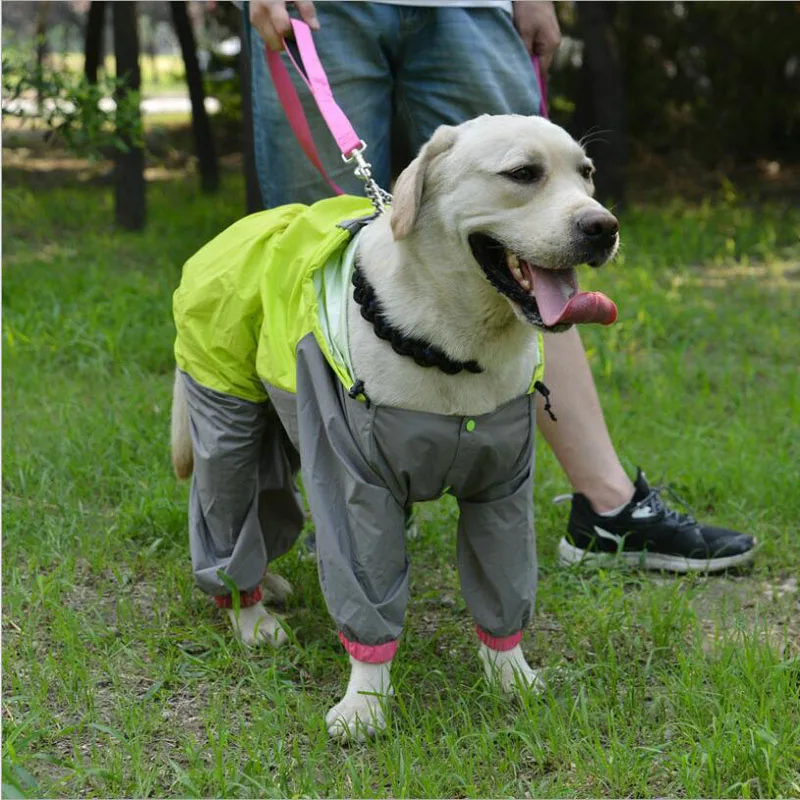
xmin=249 ymin=3 xmax=542 ymax=208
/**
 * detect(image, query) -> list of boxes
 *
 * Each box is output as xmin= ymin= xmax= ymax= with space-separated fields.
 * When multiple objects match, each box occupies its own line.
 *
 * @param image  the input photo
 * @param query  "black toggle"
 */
xmin=348 ymin=379 xmax=371 ymax=408
xmin=533 ymin=380 xmax=557 ymax=422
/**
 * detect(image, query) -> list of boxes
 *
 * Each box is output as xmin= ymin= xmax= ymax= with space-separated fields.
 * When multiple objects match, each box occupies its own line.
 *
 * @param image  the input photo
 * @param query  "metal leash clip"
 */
xmin=343 ymin=141 xmax=393 ymax=214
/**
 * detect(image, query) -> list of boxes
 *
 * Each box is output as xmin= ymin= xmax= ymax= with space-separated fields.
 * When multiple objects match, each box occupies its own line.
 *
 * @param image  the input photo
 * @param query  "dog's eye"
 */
xmin=579 ymin=163 xmax=595 ymax=180
xmin=502 ymin=165 xmax=544 ymax=184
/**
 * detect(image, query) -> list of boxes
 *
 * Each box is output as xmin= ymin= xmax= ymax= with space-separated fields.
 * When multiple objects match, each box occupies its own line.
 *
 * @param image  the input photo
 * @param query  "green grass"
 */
xmin=3 ymin=174 xmax=799 ymax=798
xmin=55 ymin=52 xmax=189 ymax=96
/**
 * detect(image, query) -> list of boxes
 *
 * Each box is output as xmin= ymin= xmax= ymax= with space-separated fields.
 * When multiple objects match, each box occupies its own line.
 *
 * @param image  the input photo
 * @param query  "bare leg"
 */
xmin=537 ymin=327 xmax=634 ymax=513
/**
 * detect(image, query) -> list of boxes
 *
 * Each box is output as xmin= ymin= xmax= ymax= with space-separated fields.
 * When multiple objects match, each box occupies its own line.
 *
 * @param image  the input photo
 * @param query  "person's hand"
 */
xmin=512 ymin=1 xmax=561 ymax=72
xmin=250 ymin=0 xmax=320 ymax=52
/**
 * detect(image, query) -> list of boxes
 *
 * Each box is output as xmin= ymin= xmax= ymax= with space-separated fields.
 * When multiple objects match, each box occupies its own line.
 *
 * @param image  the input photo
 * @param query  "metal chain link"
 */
xmin=342 ymin=142 xmax=393 ymax=214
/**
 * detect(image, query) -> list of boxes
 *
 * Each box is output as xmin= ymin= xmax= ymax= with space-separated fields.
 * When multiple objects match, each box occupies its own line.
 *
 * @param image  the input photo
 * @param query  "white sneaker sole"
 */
xmin=558 ymin=537 xmax=756 ymax=573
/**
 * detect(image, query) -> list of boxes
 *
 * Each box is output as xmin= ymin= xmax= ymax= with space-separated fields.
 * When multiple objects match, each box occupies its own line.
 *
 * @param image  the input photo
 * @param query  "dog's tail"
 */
xmin=171 ymin=369 xmax=194 ymax=480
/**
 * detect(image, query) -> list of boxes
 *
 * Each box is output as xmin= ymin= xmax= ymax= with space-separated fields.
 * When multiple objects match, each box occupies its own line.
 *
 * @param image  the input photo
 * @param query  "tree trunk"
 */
xmin=34 ymin=2 xmax=50 ymax=111
xmin=575 ymin=1 xmax=628 ymax=206
xmin=170 ymin=1 xmax=219 ymax=193
xmin=238 ymin=11 xmax=264 ymax=213
xmin=84 ymin=1 xmax=106 ymax=84
xmin=112 ymin=1 xmax=146 ymax=231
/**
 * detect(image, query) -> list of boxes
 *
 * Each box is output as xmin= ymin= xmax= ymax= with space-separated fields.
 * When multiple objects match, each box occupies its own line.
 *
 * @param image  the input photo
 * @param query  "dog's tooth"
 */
xmin=506 ymin=251 xmax=528 ymax=285
xmin=520 ymin=278 xmax=531 ymax=290
xmin=507 ymin=252 xmax=524 ymax=281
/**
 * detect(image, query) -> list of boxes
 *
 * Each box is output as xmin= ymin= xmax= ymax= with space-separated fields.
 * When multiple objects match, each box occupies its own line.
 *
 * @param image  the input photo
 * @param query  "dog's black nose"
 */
xmin=576 ymin=209 xmax=619 ymax=242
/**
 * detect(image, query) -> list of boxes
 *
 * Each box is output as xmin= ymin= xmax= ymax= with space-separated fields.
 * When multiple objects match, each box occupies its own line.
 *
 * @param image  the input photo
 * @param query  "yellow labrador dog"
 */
xmin=171 ymin=114 xmax=618 ymax=742
xmin=352 ymin=114 xmax=618 ymax=415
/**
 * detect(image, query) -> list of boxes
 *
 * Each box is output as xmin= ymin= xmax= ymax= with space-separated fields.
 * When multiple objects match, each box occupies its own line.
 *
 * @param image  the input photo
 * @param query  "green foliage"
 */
xmin=619 ymin=1 xmax=799 ymax=161
xmin=553 ymin=1 xmax=800 ymax=164
xmin=3 ymin=176 xmax=800 ymax=797
xmin=1 ymin=48 xmax=144 ymax=161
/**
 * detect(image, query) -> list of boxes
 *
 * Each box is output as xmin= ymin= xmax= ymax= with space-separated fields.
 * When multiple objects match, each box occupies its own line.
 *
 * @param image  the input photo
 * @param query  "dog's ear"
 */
xmin=391 ymin=125 xmax=457 ymax=240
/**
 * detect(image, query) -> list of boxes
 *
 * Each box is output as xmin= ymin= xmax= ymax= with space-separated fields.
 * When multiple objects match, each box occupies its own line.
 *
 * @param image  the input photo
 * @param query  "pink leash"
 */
xmin=266 ymin=18 xmax=549 ymax=207
xmin=265 ymin=19 xmax=363 ymax=196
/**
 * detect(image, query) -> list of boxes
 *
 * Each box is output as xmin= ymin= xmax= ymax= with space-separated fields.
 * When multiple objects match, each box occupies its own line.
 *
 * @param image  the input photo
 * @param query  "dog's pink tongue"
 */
xmin=530 ymin=267 xmax=617 ymax=326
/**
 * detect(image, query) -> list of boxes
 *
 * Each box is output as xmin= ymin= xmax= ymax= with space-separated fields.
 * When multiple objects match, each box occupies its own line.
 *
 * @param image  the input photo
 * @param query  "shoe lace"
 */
xmin=640 ymin=481 xmax=698 ymax=529
xmin=552 ymin=481 xmax=699 ymax=530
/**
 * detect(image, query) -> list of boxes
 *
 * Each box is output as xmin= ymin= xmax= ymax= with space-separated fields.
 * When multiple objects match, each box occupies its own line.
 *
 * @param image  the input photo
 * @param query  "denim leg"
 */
xmin=249 ymin=3 xmax=400 ymax=208
xmin=395 ymin=7 xmax=542 ymax=156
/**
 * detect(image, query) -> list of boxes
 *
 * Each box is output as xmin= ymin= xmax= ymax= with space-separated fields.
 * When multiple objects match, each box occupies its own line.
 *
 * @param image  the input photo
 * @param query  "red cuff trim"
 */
xmin=475 ymin=626 xmax=522 ymax=652
xmin=338 ymin=632 xmax=398 ymax=663
xmin=214 ymin=586 xmax=263 ymax=609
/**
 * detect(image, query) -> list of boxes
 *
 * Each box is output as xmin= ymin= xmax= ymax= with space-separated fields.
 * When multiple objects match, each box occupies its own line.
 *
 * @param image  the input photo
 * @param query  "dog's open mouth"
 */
xmin=468 ymin=233 xmax=618 ymax=330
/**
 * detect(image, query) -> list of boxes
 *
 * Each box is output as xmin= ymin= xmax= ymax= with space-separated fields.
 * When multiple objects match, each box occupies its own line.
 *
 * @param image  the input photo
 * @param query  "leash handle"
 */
xmin=532 ymin=55 xmax=549 ymax=119
xmin=266 ymin=18 xmax=365 ymax=196
xmin=280 ymin=19 xmax=364 ymax=158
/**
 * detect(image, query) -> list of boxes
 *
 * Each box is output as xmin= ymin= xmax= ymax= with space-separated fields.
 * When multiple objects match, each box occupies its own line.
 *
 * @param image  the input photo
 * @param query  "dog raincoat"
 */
xmin=174 ymin=195 xmax=545 ymax=661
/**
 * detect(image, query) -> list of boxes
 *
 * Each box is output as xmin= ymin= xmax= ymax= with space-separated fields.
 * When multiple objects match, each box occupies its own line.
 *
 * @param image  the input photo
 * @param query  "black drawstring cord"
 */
xmin=533 ymin=380 xmax=557 ymax=422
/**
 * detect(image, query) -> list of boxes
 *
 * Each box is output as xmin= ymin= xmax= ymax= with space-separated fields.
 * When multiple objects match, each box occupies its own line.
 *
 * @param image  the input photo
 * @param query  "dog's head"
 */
xmin=391 ymin=114 xmax=619 ymax=332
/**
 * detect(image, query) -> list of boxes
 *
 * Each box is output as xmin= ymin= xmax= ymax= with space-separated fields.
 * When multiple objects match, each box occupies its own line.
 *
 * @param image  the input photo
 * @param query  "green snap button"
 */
xmin=465 ymin=419 xmax=476 ymax=432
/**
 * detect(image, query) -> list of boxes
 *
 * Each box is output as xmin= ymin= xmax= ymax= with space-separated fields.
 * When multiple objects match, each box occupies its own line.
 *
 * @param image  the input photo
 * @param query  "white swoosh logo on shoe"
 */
xmin=631 ymin=505 xmax=656 ymax=519
xmin=594 ymin=525 xmax=625 ymax=549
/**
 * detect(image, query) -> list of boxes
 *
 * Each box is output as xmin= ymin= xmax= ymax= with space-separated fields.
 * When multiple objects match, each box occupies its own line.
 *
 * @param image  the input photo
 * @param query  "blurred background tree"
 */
xmin=2 ymin=0 xmax=798 ymax=228
xmin=551 ymin=1 xmax=800 ymax=204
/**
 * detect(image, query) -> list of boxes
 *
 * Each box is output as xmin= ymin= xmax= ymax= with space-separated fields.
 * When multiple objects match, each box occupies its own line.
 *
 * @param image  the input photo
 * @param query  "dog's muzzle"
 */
xmin=468 ymin=232 xmax=618 ymax=330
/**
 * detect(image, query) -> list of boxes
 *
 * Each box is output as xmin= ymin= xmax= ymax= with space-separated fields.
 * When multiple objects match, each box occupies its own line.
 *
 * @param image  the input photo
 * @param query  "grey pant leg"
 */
xmin=457 ymin=444 xmax=537 ymax=639
xmin=181 ymin=371 xmax=304 ymax=596
xmin=295 ymin=336 xmax=408 ymax=648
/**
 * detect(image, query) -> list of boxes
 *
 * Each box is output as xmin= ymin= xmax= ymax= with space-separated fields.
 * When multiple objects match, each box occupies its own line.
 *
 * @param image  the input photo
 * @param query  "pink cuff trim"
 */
xmin=475 ymin=626 xmax=522 ymax=652
xmin=214 ymin=586 xmax=263 ymax=609
xmin=338 ymin=632 xmax=398 ymax=664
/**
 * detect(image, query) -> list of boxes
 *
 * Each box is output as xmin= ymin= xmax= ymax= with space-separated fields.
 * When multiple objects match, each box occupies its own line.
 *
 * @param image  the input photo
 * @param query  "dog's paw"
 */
xmin=326 ymin=658 xmax=393 ymax=744
xmin=261 ymin=571 xmax=293 ymax=606
xmin=226 ymin=603 xmax=288 ymax=648
xmin=479 ymin=643 xmax=546 ymax=695
xmin=326 ymin=692 xmax=388 ymax=744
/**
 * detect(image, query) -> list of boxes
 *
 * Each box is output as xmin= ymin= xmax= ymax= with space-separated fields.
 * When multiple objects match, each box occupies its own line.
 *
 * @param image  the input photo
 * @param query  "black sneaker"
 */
xmin=558 ymin=469 xmax=757 ymax=573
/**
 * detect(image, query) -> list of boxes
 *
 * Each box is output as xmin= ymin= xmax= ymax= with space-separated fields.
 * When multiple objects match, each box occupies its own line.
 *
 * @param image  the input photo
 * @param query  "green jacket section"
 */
xmin=174 ymin=195 xmax=375 ymax=402
xmin=174 ymin=193 xmax=545 ymax=403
